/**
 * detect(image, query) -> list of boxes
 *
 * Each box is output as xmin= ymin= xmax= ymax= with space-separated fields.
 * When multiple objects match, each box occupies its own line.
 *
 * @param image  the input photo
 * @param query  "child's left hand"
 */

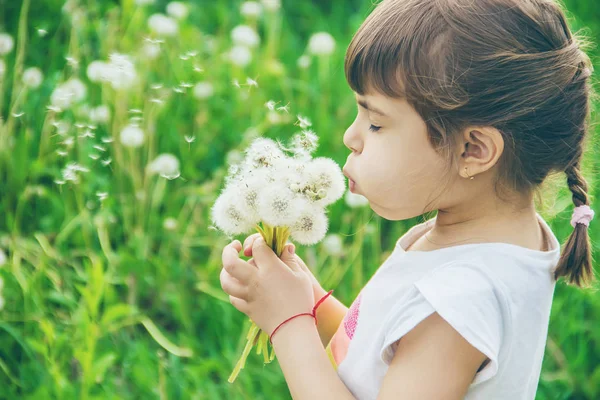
xmin=220 ymin=237 xmax=315 ymax=335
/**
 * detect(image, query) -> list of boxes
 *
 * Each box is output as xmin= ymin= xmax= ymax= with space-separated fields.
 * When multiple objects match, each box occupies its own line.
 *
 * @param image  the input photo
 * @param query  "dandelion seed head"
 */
xmin=290 ymin=208 xmax=328 ymax=245
xmin=148 ymin=13 xmax=179 ymax=37
xmin=105 ymin=53 xmax=137 ymax=90
xmin=231 ymin=25 xmax=260 ymax=48
xmin=86 ymin=60 xmax=109 ymax=82
xmin=22 ymin=67 xmax=44 ymax=89
xmin=142 ymin=42 xmax=161 ymax=60
xmin=302 ymin=157 xmax=345 ymax=206
xmin=163 ymin=217 xmax=178 ymax=230
xmin=50 ymin=78 xmax=87 ymax=110
xmin=308 ymin=32 xmax=336 ymax=56
xmin=228 ymin=45 xmax=252 ymax=67
xmin=147 ymin=153 xmax=180 ymax=176
xmin=166 ymin=2 xmax=189 ymax=20
xmin=120 ymin=124 xmax=145 ymax=148
xmin=89 ymin=105 xmax=111 ymax=123
xmin=0 ymin=33 xmax=14 ymax=56
xmin=211 ymin=188 xmax=255 ymax=235
xmin=295 ymin=114 xmax=311 ymax=129
xmin=291 ymin=129 xmax=318 ymax=157
xmin=322 ymin=233 xmax=343 ymax=256
xmin=245 ymin=137 xmax=286 ymax=169
xmin=261 ymin=0 xmax=281 ymax=12
xmin=297 ymin=55 xmax=311 ymax=69
xmin=193 ymin=81 xmax=214 ymax=99
xmin=257 ymin=184 xmax=303 ymax=227
xmin=241 ymin=1 xmax=262 ymax=18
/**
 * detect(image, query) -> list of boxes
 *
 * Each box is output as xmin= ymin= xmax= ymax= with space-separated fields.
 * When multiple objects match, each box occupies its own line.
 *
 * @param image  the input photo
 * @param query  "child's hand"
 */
xmin=220 ymin=237 xmax=315 ymax=335
xmin=241 ymin=233 xmax=328 ymax=302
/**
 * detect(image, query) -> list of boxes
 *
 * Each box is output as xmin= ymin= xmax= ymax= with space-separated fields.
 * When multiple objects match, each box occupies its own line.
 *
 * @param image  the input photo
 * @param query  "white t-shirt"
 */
xmin=325 ymin=213 xmax=561 ymax=399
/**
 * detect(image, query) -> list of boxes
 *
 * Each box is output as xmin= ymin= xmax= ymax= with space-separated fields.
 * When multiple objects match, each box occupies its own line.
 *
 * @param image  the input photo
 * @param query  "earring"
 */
xmin=465 ymin=167 xmax=474 ymax=180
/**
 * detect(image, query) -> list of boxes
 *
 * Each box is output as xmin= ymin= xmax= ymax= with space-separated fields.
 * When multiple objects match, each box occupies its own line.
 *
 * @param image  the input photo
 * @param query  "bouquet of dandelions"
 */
xmin=211 ymin=129 xmax=345 ymax=382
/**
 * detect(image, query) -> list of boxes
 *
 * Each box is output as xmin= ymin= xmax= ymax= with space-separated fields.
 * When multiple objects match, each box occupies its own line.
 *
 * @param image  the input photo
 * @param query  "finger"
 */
xmin=251 ymin=236 xmax=278 ymax=268
xmin=243 ymin=233 xmax=262 ymax=257
xmin=220 ymin=268 xmax=248 ymax=299
xmin=222 ymin=241 xmax=242 ymax=273
xmin=229 ymin=295 xmax=250 ymax=315
xmin=223 ymin=258 xmax=256 ymax=284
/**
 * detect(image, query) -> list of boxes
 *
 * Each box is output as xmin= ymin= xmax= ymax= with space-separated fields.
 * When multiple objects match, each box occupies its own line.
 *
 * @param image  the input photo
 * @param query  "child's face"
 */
xmin=342 ymin=91 xmax=451 ymax=220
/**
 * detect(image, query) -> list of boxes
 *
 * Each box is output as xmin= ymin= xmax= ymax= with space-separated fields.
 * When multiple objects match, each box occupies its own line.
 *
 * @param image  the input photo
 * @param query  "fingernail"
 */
xmin=289 ymin=245 xmax=295 ymax=255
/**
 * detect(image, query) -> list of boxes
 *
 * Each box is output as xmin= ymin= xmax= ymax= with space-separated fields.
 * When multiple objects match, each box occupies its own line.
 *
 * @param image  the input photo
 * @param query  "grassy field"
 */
xmin=0 ymin=0 xmax=598 ymax=398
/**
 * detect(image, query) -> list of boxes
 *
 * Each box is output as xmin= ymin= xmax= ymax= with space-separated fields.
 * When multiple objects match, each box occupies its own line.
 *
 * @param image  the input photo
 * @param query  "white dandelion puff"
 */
xmin=241 ymin=1 xmax=262 ymax=18
xmin=231 ymin=25 xmax=260 ymax=48
xmin=89 ymin=105 xmax=111 ymax=123
xmin=297 ymin=55 xmax=311 ymax=69
xmin=211 ymin=188 xmax=256 ymax=235
xmin=193 ymin=82 xmax=214 ymax=99
xmin=147 ymin=153 xmax=180 ymax=176
xmin=290 ymin=129 xmax=319 ymax=157
xmin=257 ymin=184 xmax=304 ymax=228
xmin=148 ymin=13 xmax=178 ymax=37
xmin=322 ymin=233 xmax=343 ymax=256
xmin=142 ymin=42 xmax=161 ymax=60
xmin=0 ymin=33 xmax=14 ymax=56
xmin=37 ymin=28 xmax=48 ymax=37
xmin=228 ymin=46 xmax=252 ymax=67
xmin=120 ymin=124 xmax=145 ymax=148
xmin=166 ymin=2 xmax=189 ymax=20
xmin=290 ymin=208 xmax=328 ymax=245
xmin=308 ymin=32 xmax=336 ymax=56
xmin=22 ymin=67 xmax=43 ymax=89
xmin=260 ymin=0 xmax=281 ymax=12
xmin=163 ymin=217 xmax=178 ymax=230
xmin=302 ymin=157 xmax=345 ymax=206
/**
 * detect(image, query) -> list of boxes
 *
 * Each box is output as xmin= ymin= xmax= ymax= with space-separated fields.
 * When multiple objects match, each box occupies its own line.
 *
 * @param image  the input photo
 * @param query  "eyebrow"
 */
xmin=357 ymin=99 xmax=388 ymax=117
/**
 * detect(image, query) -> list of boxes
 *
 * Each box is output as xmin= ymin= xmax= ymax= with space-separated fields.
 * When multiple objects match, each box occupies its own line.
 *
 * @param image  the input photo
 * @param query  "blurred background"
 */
xmin=0 ymin=0 xmax=598 ymax=399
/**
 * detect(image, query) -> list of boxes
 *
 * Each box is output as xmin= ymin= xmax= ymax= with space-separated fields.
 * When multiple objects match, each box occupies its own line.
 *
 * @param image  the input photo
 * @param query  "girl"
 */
xmin=220 ymin=0 xmax=596 ymax=398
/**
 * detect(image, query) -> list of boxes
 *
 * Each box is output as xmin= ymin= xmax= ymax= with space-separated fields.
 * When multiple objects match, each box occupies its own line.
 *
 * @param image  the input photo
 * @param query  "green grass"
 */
xmin=0 ymin=0 xmax=598 ymax=398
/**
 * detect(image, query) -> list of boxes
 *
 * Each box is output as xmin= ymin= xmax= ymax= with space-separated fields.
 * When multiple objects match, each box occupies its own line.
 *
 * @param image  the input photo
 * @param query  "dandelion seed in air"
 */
xmin=185 ymin=135 xmax=196 ymax=149
xmin=265 ymin=100 xmax=276 ymax=110
xmin=296 ymin=115 xmax=312 ymax=129
xmin=37 ymin=28 xmax=48 ymax=37
xmin=101 ymin=137 xmax=114 ymax=143
xmin=246 ymin=77 xmax=258 ymax=88
xmin=56 ymin=150 xmax=68 ymax=157
xmin=93 ymin=145 xmax=106 ymax=152
xmin=101 ymin=158 xmax=112 ymax=166
xmin=47 ymin=105 xmax=62 ymax=113
xmin=96 ymin=192 xmax=108 ymax=201
xmin=12 ymin=112 xmax=24 ymax=118
xmin=89 ymin=153 xmax=100 ymax=160
xmin=277 ymin=102 xmax=290 ymax=113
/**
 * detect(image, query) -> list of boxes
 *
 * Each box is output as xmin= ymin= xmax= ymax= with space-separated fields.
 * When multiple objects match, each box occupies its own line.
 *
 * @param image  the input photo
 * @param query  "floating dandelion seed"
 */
xmin=180 ymin=81 xmax=193 ymax=88
xmin=161 ymin=172 xmax=181 ymax=180
xmin=47 ymin=105 xmax=62 ymax=113
xmin=265 ymin=100 xmax=276 ymax=110
xmin=129 ymin=108 xmax=143 ymax=114
xmin=150 ymin=98 xmax=164 ymax=105
xmin=56 ymin=150 xmax=68 ymax=157
xmin=96 ymin=192 xmax=108 ymax=201
xmin=277 ymin=102 xmax=290 ymax=113
xmin=65 ymin=56 xmax=79 ymax=68
xmin=193 ymin=65 xmax=204 ymax=73
xmin=12 ymin=112 xmax=24 ymax=118
xmin=89 ymin=153 xmax=100 ymax=160
xmin=75 ymin=123 xmax=86 ymax=129
xmin=246 ymin=77 xmax=258 ymax=87
xmin=295 ymin=115 xmax=312 ymax=129
xmin=37 ymin=28 xmax=48 ymax=37
xmin=101 ymin=158 xmax=112 ymax=166
xmin=101 ymin=137 xmax=114 ymax=143
xmin=93 ymin=145 xmax=106 ymax=152
xmin=79 ymin=129 xmax=95 ymax=139
xmin=173 ymin=87 xmax=185 ymax=94
xmin=54 ymin=179 xmax=66 ymax=185
xmin=185 ymin=135 xmax=196 ymax=149
xmin=151 ymin=83 xmax=163 ymax=90
xmin=232 ymin=79 xmax=241 ymax=88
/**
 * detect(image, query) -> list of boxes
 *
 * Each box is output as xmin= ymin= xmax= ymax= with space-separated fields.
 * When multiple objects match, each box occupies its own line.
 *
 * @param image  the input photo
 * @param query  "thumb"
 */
xmin=280 ymin=243 xmax=301 ymax=272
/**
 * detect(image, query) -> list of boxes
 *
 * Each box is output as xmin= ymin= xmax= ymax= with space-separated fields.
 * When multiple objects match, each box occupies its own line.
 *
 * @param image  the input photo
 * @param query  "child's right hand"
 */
xmin=242 ymin=233 xmax=328 ymax=302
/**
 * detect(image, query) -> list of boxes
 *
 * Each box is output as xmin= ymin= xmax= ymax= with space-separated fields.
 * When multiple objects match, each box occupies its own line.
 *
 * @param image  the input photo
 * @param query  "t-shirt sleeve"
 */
xmin=379 ymin=262 xmax=506 ymax=385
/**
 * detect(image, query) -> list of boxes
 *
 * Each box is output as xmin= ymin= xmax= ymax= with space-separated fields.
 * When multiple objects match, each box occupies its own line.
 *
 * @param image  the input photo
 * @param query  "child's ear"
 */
xmin=460 ymin=127 xmax=504 ymax=177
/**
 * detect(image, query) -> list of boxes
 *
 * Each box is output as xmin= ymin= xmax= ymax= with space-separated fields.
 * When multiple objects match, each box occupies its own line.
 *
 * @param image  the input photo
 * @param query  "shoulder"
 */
xmin=378 ymin=311 xmax=488 ymax=400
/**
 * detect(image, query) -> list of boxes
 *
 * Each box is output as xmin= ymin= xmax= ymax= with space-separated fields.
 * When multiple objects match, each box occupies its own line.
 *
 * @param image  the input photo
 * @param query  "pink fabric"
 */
xmin=344 ymin=293 xmax=362 ymax=339
xmin=571 ymin=205 xmax=595 ymax=228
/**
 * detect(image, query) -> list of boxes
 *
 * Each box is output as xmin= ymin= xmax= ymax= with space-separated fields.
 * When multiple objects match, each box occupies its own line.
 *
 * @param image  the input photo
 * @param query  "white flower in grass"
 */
xmin=0 ymin=59 xmax=5 ymax=78
xmin=163 ymin=217 xmax=178 ymax=231
xmin=322 ymin=234 xmax=343 ymax=256
xmin=0 ymin=33 xmax=14 ymax=55
xmin=89 ymin=105 xmax=111 ymax=123
xmin=148 ymin=14 xmax=178 ymax=37
xmin=241 ymin=1 xmax=262 ymax=18
xmin=211 ymin=188 xmax=257 ymax=235
xmin=105 ymin=53 xmax=137 ymax=90
xmin=50 ymin=78 xmax=87 ymax=110
xmin=87 ymin=60 xmax=109 ymax=82
xmin=302 ymin=157 xmax=345 ymax=206
xmin=344 ymin=190 xmax=369 ymax=208
xmin=120 ymin=125 xmax=145 ymax=148
xmin=228 ymin=45 xmax=252 ymax=67
xmin=231 ymin=25 xmax=260 ymax=48
xmin=308 ymin=32 xmax=336 ymax=56
xmin=193 ymin=82 xmax=214 ymax=99
xmin=166 ymin=2 xmax=189 ymax=20
xmin=290 ymin=208 xmax=328 ymax=245
xmin=297 ymin=55 xmax=311 ymax=69
xmin=261 ymin=0 xmax=281 ymax=12
xmin=147 ymin=153 xmax=180 ymax=176
xmin=22 ymin=67 xmax=43 ymax=88
xmin=0 ymin=248 xmax=6 ymax=266
xmin=142 ymin=42 xmax=161 ymax=60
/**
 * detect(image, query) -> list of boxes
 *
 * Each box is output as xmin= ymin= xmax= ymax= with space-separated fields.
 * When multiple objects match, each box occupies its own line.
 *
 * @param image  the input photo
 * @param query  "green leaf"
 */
xmin=140 ymin=317 xmax=193 ymax=358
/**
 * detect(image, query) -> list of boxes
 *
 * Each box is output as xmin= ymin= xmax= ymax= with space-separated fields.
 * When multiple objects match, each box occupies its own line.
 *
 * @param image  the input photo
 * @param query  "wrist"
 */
xmin=270 ymin=314 xmax=318 ymax=349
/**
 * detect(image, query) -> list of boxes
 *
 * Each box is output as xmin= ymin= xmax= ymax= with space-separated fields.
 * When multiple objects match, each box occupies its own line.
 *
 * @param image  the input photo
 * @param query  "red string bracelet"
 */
xmin=269 ymin=289 xmax=334 ymax=344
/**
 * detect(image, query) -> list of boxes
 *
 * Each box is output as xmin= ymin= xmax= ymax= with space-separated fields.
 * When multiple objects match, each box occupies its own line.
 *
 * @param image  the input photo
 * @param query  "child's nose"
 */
xmin=343 ymin=121 xmax=363 ymax=154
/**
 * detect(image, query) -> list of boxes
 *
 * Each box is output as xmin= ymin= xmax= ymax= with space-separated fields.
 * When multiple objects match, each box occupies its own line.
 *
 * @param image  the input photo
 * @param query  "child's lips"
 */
xmin=343 ymin=168 xmax=357 ymax=192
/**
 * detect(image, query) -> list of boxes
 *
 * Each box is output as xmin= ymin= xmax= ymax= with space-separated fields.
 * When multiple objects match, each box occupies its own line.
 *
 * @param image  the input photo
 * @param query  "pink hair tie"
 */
xmin=570 ymin=204 xmax=595 ymax=228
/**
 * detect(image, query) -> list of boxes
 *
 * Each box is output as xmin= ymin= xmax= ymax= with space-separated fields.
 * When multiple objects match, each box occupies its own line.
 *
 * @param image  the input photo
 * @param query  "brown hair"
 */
xmin=345 ymin=0 xmax=597 ymax=288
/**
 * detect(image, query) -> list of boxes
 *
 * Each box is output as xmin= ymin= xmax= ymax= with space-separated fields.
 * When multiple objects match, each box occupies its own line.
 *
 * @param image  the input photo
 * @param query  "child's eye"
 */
xmin=368 ymin=124 xmax=381 ymax=132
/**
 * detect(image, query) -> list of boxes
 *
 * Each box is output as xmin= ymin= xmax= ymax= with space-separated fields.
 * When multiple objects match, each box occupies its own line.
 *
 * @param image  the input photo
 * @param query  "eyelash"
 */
xmin=368 ymin=124 xmax=381 ymax=132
